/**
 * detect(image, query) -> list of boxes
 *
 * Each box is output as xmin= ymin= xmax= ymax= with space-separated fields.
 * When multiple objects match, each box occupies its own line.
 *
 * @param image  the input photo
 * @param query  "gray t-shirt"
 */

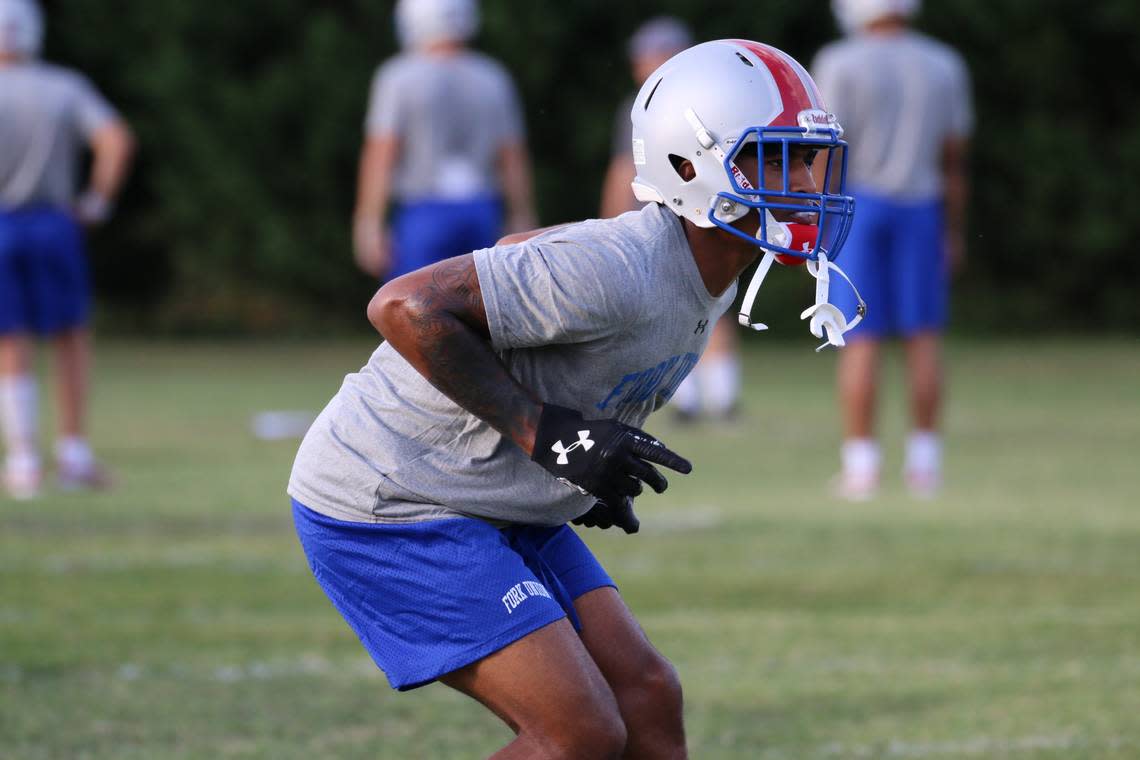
xmin=811 ymin=31 xmax=973 ymax=201
xmin=288 ymin=203 xmax=735 ymax=526
xmin=364 ymin=50 xmax=524 ymax=202
xmin=0 ymin=62 xmax=117 ymax=209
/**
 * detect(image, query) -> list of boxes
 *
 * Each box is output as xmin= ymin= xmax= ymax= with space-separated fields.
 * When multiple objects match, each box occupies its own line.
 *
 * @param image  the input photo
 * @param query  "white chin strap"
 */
xmin=737 ymin=218 xmax=867 ymax=351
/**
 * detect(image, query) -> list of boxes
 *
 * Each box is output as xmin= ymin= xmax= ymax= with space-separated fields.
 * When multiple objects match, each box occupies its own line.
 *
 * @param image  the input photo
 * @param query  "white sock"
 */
xmin=905 ymin=431 xmax=941 ymax=475
xmin=671 ymin=373 xmax=701 ymax=415
xmin=1 ymin=374 xmax=38 ymax=460
xmin=56 ymin=435 xmax=95 ymax=473
xmin=698 ymin=355 xmax=740 ymax=416
xmin=841 ymin=438 xmax=881 ymax=480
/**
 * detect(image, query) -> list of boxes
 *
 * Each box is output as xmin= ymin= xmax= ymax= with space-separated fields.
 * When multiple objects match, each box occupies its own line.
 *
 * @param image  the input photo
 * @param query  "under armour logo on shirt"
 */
xmin=694 ymin=319 xmax=708 ymax=334
xmin=551 ymin=430 xmax=594 ymax=465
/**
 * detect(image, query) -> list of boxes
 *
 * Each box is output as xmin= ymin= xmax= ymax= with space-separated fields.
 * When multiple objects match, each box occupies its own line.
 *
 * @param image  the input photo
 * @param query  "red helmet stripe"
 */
xmin=730 ymin=40 xmax=823 ymax=126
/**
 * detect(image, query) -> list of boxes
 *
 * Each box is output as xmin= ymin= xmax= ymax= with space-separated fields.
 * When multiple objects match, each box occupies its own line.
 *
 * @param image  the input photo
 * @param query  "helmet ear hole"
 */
xmin=668 ymin=154 xmax=695 ymax=182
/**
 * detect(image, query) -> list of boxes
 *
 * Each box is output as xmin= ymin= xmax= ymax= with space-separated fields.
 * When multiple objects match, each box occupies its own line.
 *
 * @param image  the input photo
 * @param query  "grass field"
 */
xmin=2 ymin=337 xmax=1138 ymax=759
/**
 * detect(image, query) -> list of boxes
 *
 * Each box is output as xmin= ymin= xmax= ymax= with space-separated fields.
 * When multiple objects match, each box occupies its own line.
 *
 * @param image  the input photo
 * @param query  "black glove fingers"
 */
xmin=628 ymin=434 xmax=693 ymax=474
xmin=624 ymin=454 xmax=669 ymax=494
xmin=614 ymin=496 xmax=640 ymax=534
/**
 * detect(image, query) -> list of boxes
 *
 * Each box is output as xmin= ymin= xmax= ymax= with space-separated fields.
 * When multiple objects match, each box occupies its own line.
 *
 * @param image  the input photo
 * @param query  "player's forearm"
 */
xmin=941 ymin=138 xmax=970 ymax=238
xmin=355 ymin=136 xmax=397 ymax=224
xmin=368 ymin=260 xmax=542 ymax=455
xmin=599 ymin=158 xmax=637 ymax=218
xmin=497 ymin=142 xmax=537 ymax=232
xmin=88 ymin=121 xmax=135 ymax=201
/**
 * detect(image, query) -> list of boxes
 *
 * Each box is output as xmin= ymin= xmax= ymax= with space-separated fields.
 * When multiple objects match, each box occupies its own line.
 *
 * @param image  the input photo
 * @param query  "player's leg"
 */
xmin=903 ymin=330 xmax=942 ymax=496
xmin=0 ymin=210 xmax=42 ymax=498
xmin=574 ymin=587 xmax=687 ymax=759
xmin=29 ymin=209 xmax=106 ymax=489
xmin=831 ymin=191 xmax=890 ymax=500
xmin=292 ymin=504 xmax=627 ymax=758
xmin=894 ymin=200 xmax=948 ymax=497
xmin=440 ymin=620 xmax=628 ymax=759
xmin=695 ymin=315 xmax=740 ymax=420
xmin=526 ymin=525 xmax=686 ymax=758
xmin=0 ymin=333 xmax=40 ymax=499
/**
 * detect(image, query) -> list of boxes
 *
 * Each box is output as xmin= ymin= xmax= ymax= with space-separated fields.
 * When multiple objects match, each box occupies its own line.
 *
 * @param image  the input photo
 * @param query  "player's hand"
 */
xmin=572 ymin=496 xmax=640 ymax=534
xmin=531 ymin=404 xmax=692 ymax=509
xmin=353 ymin=217 xmax=390 ymax=278
xmin=75 ymin=190 xmax=112 ymax=226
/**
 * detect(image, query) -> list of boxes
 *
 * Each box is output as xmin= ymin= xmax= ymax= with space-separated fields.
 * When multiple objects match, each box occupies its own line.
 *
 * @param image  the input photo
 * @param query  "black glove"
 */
xmin=572 ymin=496 xmax=641 ymax=534
xmin=531 ymin=404 xmax=692 ymax=510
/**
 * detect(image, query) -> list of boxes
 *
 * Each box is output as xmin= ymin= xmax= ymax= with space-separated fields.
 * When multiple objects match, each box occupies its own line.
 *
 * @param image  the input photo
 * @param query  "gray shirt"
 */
xmin=0 ymin=62 xmax=117 ymax=209
xmin=288 ymin=203 xmax=735 ymax=526
xmin=364 ymin=50 xmax=524 ymax=202
xmin=811 ymin=31 xmax=973 ymax=201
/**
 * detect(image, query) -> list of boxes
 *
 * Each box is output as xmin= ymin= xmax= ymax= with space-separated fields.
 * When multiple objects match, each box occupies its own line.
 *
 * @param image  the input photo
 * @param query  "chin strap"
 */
xmin=738 ymin=240 xmax=867 ymax=351
xmin=800 ymin=251 xmax=867 ymax=351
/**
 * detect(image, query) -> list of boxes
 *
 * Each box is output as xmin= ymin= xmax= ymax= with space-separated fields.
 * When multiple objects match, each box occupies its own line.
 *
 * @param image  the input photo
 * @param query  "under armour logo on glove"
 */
xmin=532 ymin=404 xmax=692 ymax=512
xmin=551 ymin=431 xmax=595 ymax=465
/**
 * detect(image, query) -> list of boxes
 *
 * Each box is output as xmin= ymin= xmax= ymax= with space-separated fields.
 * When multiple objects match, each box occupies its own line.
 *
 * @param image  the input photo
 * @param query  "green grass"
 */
xmin=2 ymin=337 xmax=1138 ymax=759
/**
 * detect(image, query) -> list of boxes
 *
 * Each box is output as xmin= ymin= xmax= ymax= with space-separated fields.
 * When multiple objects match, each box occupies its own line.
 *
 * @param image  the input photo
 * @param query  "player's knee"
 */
xmin=530 ymin=702 xmax=627 ymax=760
xmin=640 ymin=653 xmax=684 ymax=719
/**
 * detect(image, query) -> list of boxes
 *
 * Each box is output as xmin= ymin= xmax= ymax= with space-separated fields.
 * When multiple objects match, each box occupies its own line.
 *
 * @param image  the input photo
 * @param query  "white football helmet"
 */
xmin=832 ymin=0 xmax=920 ymax=34
xmin=630 ymin=39 xmax=864 ymax=349
xmin=0 ymin=0 xmax=42 ymax=58
xmin=395 ymin=0 xmax=479 ymax=50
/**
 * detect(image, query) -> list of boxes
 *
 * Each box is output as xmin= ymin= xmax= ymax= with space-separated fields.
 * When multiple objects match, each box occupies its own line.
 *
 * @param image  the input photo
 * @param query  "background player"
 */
xmin=352 ymin=0 xmax=537 ymax=282
xmin=290 ymin=39 xmax=854 ymax=757
xmin=600 ymin=16 xmax=744 ymax=424
xmin=0 ymin=0 xmax=134 ymax=499
xmin=812 ymin=0 xmax=972 ymax=500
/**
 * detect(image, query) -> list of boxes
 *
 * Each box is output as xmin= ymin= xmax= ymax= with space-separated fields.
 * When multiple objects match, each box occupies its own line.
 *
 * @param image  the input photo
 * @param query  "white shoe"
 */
xmin=4 ymin=457 xmax=42 ymax=500
xmin=831 ymin=471 xmax=879 ymax=502
xmin=58 ymin=460 xmax=114 ymax=492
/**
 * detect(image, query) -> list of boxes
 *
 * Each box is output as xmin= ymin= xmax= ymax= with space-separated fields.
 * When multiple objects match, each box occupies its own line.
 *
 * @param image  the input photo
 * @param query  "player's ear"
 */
xmin=677 ymin=159 xmax=696 ymax=182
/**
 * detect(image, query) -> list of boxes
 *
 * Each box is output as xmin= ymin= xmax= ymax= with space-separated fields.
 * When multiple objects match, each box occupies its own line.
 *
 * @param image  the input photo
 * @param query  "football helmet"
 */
xmin=395 ymin=0 xmax=478 ymax=50
xmin=630 ymin=39 xmax=864 ymax=349
xmin=832 ymin=0 xmax=920 ymax=34
xmin=0 ymin=0 xmax=42 ymax=58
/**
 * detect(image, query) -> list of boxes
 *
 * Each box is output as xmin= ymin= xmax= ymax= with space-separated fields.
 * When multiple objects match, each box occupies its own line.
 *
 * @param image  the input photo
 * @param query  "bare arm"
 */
xmin=497 ymin=140 xmax=538 ymax=234
xmin=88 ymin=120 xmax=134 ymax=201
xmin=77 ymin=120 xmax=134 ymax=223
xmin=599 ymin=156 xmax=638 ymax=218
xmin=353 ymin=134 xmax=400 ymax=277
xmin=368 ymin=254 xmax=542 ymax=454
xmin=941 ymin=136 xmax=970 ymax=274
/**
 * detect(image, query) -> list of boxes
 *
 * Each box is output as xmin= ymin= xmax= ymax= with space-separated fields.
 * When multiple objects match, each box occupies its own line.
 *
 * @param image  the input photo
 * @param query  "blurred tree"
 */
xmin=35 ymin=0 xmax=1140 ymax=333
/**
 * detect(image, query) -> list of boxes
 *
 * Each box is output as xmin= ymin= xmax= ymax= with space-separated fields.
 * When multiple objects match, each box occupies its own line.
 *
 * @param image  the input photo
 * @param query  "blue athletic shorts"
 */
xmin=0 ymin=205 xmax=90 ymax=335
xmin=291 ymin=499 xmax=616 ymax=691
xmin=829 ymin=189 xmax=947 ymax=338
xmin=388 ymin=195 xmax=502 ymax=280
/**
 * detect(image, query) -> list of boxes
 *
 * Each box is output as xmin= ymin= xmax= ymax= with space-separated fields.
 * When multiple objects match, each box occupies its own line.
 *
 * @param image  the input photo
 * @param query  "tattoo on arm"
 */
xmin=384 ymin=255 xmax=541 ymax=454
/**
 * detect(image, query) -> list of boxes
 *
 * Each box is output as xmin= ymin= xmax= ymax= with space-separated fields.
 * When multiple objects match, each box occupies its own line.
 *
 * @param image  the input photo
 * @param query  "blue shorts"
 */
xmin=388 ymin=195 xmax=502 ymax=280
xmin=0 ymin=205 xmax=90 ymax=335
xmin=292 ymin=499 xmax=615 ymax=691
xmin=829 ymin=189 xmax=947 ymax=338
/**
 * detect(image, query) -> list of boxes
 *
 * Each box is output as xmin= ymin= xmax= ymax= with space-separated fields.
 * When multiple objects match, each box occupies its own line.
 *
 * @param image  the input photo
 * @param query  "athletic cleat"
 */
xmin=831 ymin=471 xmax=878 ymax=502
xmin=3 ymin=460 xmax=42 ymax=500
xmin=57 ymin=461 xmax=114 ymax=492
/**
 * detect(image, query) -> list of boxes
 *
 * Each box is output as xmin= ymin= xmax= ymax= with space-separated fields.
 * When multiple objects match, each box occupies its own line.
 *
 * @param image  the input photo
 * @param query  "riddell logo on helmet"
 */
xmin=798 ymin=109 xmax=838 ymax=132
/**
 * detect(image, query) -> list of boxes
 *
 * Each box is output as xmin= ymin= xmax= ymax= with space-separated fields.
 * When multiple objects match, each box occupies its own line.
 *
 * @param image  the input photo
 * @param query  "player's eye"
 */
xmin=803 ymin=150 xmax=819 ymax=167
